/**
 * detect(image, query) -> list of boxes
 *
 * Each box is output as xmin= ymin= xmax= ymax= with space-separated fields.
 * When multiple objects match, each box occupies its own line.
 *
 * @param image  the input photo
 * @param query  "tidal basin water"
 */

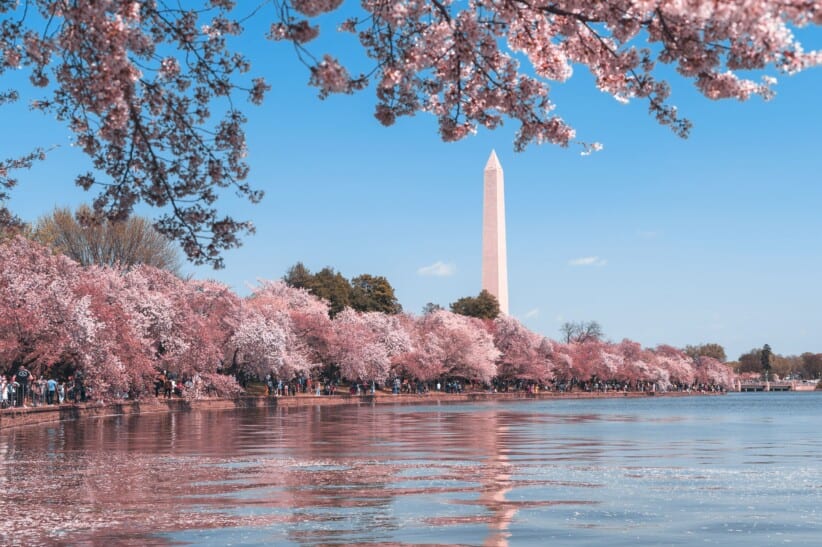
xmin=1 ymin=393 xmax=820 ymax=546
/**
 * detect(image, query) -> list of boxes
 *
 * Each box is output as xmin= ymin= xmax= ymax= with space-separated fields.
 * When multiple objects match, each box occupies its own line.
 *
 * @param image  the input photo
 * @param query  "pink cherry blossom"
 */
xmin=2 ymin=1 xmax=818 ymax=266
xmin=331 ymin=309 xmax=412 ymax=383
xmin=492 ymin=315 xmax=554 ymax=382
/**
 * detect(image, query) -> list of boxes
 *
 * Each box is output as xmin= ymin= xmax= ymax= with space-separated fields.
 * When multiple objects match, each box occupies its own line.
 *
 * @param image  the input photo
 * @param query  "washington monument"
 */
xmin=482 ymin=150 xmax=509 ymax=315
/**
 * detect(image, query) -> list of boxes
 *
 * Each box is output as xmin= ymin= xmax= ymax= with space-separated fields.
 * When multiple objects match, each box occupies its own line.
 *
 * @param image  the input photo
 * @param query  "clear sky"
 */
xmin=2 ymin=11 xmax=821 ymax=362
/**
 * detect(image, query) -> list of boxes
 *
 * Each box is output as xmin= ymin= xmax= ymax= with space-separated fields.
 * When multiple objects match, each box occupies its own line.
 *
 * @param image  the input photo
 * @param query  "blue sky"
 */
xmin=2 ymin=10 xmax=821 ymax=361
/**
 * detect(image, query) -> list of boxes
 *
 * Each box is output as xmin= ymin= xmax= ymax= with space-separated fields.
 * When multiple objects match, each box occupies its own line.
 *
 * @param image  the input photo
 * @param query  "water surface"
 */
xmin=1 ymin=392 xmax=820 ymax=545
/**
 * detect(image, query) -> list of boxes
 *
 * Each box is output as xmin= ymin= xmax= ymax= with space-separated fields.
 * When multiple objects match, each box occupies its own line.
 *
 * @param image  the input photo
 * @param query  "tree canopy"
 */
xmin=350 ymin=274 xmax=403 ymax=315
xmin=309 ymin=267 xmax=353 ymax=317
xmin=728 ymin=345 xmax=821 ymax=379
xmin=0 ymin=1 xmax=819 ymax=266
xmin=684 ymin=343 xmax=727 ymax=363
xmin=450 ymin=290 xmax=500 ymax=320
xmin=283 ymin=262 xmax=401 ymax=317
xmin=34 ymin=206 xmax=181 ymax=273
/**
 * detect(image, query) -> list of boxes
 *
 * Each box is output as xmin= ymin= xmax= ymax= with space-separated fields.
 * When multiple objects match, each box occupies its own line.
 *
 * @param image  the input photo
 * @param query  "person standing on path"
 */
xmin=15 ymin=366 xmax=31 ymax=407
xmin=46 ymin=377 xmax=58 ymax=405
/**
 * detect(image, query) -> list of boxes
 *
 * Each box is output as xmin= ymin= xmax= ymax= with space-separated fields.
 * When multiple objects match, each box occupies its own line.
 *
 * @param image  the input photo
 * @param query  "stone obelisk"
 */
xmin=482 ymin=150 xmax=509 ymax=315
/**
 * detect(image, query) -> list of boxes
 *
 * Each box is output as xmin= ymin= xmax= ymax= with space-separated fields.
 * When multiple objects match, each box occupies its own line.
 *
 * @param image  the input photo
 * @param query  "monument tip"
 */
xmin=485 ymin=149 xmax=502 ymax=171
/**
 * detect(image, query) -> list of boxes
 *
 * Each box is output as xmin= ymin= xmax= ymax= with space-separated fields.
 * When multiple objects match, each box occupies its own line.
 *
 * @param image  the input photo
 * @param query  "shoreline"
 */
xmin=0 ymin=389 xmax=723 ymax=431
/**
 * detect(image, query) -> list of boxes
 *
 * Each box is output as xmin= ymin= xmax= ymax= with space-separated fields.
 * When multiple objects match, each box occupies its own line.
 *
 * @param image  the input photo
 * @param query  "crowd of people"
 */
xmin=264 ymin=374 xmax=338 ymax=397
xmin=492 ymin=377 xmax=728 ymax=394
xmin=253 ymin=374 xmax=729 ymax=398
xmin=260 ymin=375 xmax=469 ymax=397
xmin=2 ymin=363 xmax=731 ymax=412
xmin=1 ymin=366 xmax=219 ymax=410
xmin=1 ymin=366 xmax=87 ymax=409
xmin=153 ymin=371 xmax=208 ymax=399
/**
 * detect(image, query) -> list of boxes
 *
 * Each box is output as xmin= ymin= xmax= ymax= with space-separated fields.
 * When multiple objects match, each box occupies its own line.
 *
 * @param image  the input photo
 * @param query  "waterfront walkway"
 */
xmin=0 ymin=388 xmax=723 ymax=430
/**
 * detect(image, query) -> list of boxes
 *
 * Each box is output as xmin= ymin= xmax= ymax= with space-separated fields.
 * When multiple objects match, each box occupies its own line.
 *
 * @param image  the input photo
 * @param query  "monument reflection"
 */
xmin=0 ymin=403 xmax=606 ymax=545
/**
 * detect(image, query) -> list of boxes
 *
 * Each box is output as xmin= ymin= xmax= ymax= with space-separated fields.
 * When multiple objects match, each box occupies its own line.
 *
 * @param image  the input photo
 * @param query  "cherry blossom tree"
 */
xmin=653 ymin=344 xmax=696 ymax=387
xmin=111 ymin=266 xmax=244 ymax=396
xmin=2 ymin=1 xmax=819 ymax=265
xmin=115 ymin=266 xmax=234 ymax=380
xmin=226 ymin=309 xmax=310 ymax=380
xmin=568 ymin=339 xmax=635 ymax=384
xmin=392 ymin=313 xmax=448 ymax=382
xmin=614 ymin=338 xmax=663 ymax=386
xmin=71 ymin=265 xmax=155 ymax=397
xmin=245 ymin=279 xmax=334 ymax=371
xmin=546 ymin=340 xmax=575 ymax=383
xmin=302 ymin=0 xmax=821 ymax=150
xmin=0 ymin=1 xmax=267 ymax=266
xmin=407 ymin=310 xmax=499 ymax=384
xmin=597 ymin=345 xmax=625 ymax=382
xmin=116 ymin=267 xmax=190 ymax=376
xmin=0 ymin=236 xmax=234 ymax=398
xmin=249 ymin=279 xmax=331 ymax=316
xmin=183 ymin=278 xmax=243 ymax=369
xmin=0 ymin=236 xmax=98 ymax=379
xmin=331 ymin=308 xmax=411 ymax=384
xmin=693 ymin=355 xmax=735 ymax=389
xmin=492 ymin=315 xmax=553 ymax=383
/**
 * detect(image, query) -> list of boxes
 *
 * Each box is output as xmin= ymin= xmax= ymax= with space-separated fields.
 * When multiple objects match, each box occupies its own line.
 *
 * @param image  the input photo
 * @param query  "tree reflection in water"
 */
xmin=0 ymin=403 xmax=610 ymax=545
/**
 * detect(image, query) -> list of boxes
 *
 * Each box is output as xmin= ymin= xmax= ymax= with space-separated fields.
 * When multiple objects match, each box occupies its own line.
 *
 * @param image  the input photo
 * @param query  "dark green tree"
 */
xmin=449 ymin=290 xmax=500 ymax=319
xmin=283 ymin=262 xmax=404 ymax=317
xmin=350 ymin=274 xmax=402 ymax=314
xmin=311 ymin=267 xmax=352 ymax=317
xmin=283 ymin=261 xmax=314 ymax=290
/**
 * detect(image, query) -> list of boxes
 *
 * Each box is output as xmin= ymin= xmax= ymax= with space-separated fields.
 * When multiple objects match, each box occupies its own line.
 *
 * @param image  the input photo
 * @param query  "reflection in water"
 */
xmin=481 ymin=417 xmax=514 ymax=547
xmin=1 ymin=393 xmax=821 ymax=545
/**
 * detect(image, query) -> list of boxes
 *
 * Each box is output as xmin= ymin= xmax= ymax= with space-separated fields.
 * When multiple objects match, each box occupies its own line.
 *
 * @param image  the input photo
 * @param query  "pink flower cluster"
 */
xmin=1 ymin=1 xmax=819 ymax=266
xmin=272 ymin=0 xmax=821 ymax=149
xmin=0 ymin=1 xmax=268 ymax=268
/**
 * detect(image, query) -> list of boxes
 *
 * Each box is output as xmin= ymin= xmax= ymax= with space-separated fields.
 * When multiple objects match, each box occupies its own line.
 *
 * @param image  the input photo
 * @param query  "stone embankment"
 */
xmin=0 ymin=390 xmax=720 ymax=430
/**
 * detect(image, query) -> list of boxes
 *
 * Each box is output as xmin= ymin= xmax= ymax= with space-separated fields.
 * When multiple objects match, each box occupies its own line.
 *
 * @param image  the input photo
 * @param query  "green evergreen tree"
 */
xmin=761 ymin=343 xmax=773 ymax=380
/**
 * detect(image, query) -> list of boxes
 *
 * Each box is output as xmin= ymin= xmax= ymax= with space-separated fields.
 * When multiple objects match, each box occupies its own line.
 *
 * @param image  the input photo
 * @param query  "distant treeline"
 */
xmin=729 ymin=348 xmax=822 ymax=379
